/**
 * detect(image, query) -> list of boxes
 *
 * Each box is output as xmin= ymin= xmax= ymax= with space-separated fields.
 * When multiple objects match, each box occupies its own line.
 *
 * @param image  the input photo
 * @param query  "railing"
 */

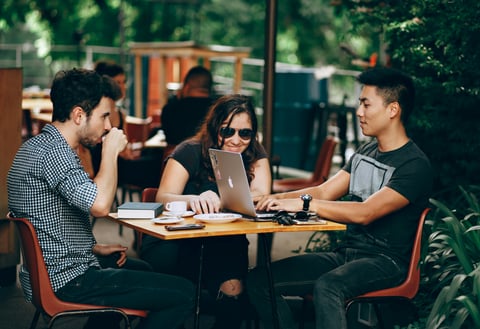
xmin=3 ymin=43 xmax=362 ymax=171
xmin=0 ymin=43 xmax=360 ymax=107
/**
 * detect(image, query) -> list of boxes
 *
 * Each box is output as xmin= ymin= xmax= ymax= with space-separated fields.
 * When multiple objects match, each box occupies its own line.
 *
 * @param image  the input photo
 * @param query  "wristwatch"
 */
xmin=300 ymin=194 xmax=312 ymax=211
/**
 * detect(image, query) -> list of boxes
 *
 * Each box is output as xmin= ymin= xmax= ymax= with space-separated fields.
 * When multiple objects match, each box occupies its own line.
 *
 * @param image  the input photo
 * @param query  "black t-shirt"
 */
xmin=340 ymin=140 xmax=432 ymax=265
xmin=170 ymin=141 xmax=218 ymax=195
xmin=169 ymin=140 xmax=268 ymax=196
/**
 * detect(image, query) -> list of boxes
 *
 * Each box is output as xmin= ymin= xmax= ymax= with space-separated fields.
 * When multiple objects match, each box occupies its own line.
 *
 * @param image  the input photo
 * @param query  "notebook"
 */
xmin=208 ymin=148 xmax=276 ymax=221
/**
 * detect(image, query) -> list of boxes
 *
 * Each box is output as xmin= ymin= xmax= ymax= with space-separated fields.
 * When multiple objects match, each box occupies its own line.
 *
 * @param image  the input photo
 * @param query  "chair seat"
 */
xmin=298 ymin=208 xmax=430 ymax=329
xmin=7 ymin=214 xmax=147 ymax=329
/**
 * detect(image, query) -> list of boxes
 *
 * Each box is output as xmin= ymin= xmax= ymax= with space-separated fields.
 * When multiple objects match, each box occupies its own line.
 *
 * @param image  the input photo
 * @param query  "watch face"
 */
xmin=301 ymin=194 xmax=312 ymax=201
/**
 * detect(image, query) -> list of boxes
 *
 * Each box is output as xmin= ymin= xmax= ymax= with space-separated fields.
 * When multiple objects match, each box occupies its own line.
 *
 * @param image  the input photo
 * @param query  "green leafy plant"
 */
xmin=423 ymin=186 xmax=480 ymax=329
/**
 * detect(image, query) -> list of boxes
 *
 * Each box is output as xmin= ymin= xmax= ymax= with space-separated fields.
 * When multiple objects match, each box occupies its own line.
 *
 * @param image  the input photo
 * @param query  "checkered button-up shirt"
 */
xmin=7 ymin=124 xmax=100 ymax=301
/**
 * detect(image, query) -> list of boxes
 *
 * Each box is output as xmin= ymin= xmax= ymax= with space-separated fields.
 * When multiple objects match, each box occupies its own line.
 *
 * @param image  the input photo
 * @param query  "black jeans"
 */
xmin=140 ymin=234 xmax=251 ymax=328
xmin=56 ymin=267 xmax=195 ymax=329
xmin=247 ymin=248 xmax=407 ymax=329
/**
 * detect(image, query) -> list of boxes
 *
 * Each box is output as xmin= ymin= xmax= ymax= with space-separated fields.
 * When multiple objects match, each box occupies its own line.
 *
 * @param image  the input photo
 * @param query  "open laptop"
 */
xmin=208 ymin=148 xmax=277 ymax=221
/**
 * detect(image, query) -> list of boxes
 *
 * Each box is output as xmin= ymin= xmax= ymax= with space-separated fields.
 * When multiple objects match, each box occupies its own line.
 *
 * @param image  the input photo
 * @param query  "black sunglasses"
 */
xmin=219 ymin=127 xmax=254 ymax=140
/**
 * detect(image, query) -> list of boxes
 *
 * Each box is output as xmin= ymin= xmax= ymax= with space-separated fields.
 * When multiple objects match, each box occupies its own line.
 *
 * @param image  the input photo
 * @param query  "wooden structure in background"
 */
xmin=0 ymin=68 xmax=22 ymax=277
xmin=129 ymin=41 xmax=251 ymax=118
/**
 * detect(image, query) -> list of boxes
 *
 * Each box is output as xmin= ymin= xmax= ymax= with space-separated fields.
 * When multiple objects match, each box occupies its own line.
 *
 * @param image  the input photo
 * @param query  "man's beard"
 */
xmin=79 ymin=136 xmax=99 ymax=149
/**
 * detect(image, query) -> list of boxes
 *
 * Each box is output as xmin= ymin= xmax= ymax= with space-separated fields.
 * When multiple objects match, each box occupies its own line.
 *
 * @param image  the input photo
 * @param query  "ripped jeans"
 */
xmin=247 ymin=248 xmax=407 ymax=329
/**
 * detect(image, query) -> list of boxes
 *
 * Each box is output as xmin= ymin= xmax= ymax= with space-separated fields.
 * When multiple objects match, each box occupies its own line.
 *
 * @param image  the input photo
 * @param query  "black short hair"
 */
xmin=183 ymin=66 xmax=213 ymax=93
xmin=357 ymin=67 xmax=415 ymax=123
xmin=94 ymin=60 xmax=125 ymax=78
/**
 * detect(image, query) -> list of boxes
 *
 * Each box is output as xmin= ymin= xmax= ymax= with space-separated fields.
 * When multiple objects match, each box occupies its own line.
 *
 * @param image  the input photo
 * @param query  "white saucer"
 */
xmin=151 ymin=217 xmax=184 ymax=224
xmin=162 ymin=210 xmax=196 ymax=217
xmin=193 ymin=213 xmax=242 ymax=224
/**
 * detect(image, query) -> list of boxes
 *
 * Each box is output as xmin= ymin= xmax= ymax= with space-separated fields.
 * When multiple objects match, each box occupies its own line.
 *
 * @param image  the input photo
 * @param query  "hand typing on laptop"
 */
xmin=255 ymin=194 xmax=302 ymax=213
xmin=189 ymin=190 xmax=221 ymax=214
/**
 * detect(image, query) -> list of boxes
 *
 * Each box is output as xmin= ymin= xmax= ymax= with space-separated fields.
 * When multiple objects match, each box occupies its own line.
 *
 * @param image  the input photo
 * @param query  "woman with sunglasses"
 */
xmin=140 ymin=94 xmax=271 ymax=328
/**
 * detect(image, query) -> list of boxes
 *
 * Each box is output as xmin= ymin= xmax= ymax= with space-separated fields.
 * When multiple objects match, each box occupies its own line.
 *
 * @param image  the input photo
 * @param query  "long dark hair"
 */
xmin=193 ymin=94 xmax=264 ymax=183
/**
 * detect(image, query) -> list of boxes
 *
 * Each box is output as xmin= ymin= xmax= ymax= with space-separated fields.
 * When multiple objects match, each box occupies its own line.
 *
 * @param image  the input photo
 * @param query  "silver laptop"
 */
xmin=208 ymin=148 xmax=276 ymax=221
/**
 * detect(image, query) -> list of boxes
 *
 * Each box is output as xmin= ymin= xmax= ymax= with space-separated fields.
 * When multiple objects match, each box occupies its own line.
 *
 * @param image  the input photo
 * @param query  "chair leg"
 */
xmin=372 ymin=303 xmax=385 ymax=329
xmin=298 ymin=297 xmax=309 ymax=329
xmin=29 ymin=310 xmax=40 ymax=329
xmin=47 ymin=309 xmax=133 ymax=329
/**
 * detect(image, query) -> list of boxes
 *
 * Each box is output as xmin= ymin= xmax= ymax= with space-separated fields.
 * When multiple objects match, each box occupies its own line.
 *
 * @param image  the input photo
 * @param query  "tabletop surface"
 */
xmin=144 ymin=134 xmax=167 ymax=148
xmin=108 ymin=213 xmax=346 ymax=240
xmin=22 ymin=98 xmax=53 ymax=111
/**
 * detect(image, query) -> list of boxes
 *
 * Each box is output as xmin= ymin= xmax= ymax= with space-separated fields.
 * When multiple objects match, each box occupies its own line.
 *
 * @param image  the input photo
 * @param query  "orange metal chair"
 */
xmin=7 ymin=213 xmax=148 ymax=329
xmin=273 ymin=136 xmax=338 ymax=193
xmin=299 ymin=208 xmax=430 ymax=329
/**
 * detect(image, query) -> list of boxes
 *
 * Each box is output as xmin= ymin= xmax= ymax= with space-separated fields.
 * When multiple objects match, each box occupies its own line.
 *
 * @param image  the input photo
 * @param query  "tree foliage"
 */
xmin=4 ymin=0 xmax=478 ymax=199
xmin=339 ymin=0 xmax=480 ymax=202
xmin=1 ymin=0 xmax=358 ymax=67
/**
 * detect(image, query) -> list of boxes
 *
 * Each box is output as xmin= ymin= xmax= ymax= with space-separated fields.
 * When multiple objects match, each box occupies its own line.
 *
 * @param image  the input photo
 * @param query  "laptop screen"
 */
xmin=209 ymin=148 xmax=259 ymax=218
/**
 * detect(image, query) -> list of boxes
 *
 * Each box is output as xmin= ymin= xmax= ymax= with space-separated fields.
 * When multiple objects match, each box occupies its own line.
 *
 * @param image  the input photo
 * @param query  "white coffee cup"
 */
xmin=165 ymin=201 xmax=187 ymax=217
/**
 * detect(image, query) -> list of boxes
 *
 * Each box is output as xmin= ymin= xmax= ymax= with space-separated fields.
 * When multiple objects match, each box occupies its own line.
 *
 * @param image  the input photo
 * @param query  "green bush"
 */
xmin=340 ymin=0 xmax=480 ymax=201
xmin=422 ymin=186 xmax=480 ymax=328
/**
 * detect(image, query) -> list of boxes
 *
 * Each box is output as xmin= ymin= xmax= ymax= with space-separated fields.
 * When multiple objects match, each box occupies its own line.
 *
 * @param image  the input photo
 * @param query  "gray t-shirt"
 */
xmin=340 ymin=140 xmax=432 ymax=265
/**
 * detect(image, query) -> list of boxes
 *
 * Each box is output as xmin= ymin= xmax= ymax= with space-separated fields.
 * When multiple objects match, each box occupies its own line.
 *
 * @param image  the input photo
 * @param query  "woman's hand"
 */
xmin=93 ymin=244 xmax=128 ymax=267
xmin=189 ymin=190 xmax=221 ymax=214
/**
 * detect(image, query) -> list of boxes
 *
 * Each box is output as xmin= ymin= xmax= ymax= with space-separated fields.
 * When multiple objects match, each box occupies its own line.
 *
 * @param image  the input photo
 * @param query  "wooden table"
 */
xmin=108 ymin=214 xmax=345 ymax=329
xmin=21 ymin=98 xmax=53 ymax=137
xmin=22 ymin=98 xmax=53 ymax=112
xmin=143 ymin=134 xmax=167 ymax=149
xmin=108 ymin=214 xmax=344 ymax=238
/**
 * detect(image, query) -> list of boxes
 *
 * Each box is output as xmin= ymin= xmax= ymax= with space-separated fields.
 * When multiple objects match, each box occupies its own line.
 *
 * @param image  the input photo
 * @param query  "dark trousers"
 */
xmin=140 ymin=234 xmax=251 ymax=328
xmin=56 ymin=266 xmax=195 ymax=329
xmin=247 ymin=248 xmax=407 ymax=329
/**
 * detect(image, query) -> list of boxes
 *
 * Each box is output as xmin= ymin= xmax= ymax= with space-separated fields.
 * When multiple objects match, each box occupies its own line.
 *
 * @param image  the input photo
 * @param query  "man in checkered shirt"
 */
xmin=7 ymin=68 xmax=194 ymax=329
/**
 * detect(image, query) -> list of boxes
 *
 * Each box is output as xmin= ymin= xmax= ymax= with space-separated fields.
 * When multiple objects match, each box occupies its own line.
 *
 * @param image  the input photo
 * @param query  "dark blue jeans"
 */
xmin=56 ymin=267 xmax=195 ymax=329
xmin=247 ymin=248 xmax=407 ymax=329
xmin=140 ymin=234 xmax=251 ymax=328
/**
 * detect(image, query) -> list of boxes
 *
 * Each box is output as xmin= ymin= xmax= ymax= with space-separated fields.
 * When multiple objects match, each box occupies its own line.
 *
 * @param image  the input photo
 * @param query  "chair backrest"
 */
xmin=7 ymin=213 xmax=147 ymax=318
xmin=142 ymin=187 xmax=158 ymax=202
xmin=310 ymin=136 xmax=338 ymax=183
xmin=360 ymin=208 xmax=430 ymax=299
xmin=125 ymin=116 xmax=153 ymax=144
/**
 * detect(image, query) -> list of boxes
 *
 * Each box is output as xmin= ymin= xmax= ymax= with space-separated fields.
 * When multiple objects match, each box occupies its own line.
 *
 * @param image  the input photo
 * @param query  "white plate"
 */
xmin=162 ymin=210 xmax=196 ymax=217
xmin=151 ymin=217 xmax=185 ymax=225
xmin=193 ymin=213 xmax=242 ymax=224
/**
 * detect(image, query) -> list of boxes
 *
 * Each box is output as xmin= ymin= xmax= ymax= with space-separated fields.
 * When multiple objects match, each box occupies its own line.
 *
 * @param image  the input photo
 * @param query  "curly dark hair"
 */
xmin=192 ymin=94 xmax=264 ymax=183
xmin=50 ymin=68 xmax=120 ymax=122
